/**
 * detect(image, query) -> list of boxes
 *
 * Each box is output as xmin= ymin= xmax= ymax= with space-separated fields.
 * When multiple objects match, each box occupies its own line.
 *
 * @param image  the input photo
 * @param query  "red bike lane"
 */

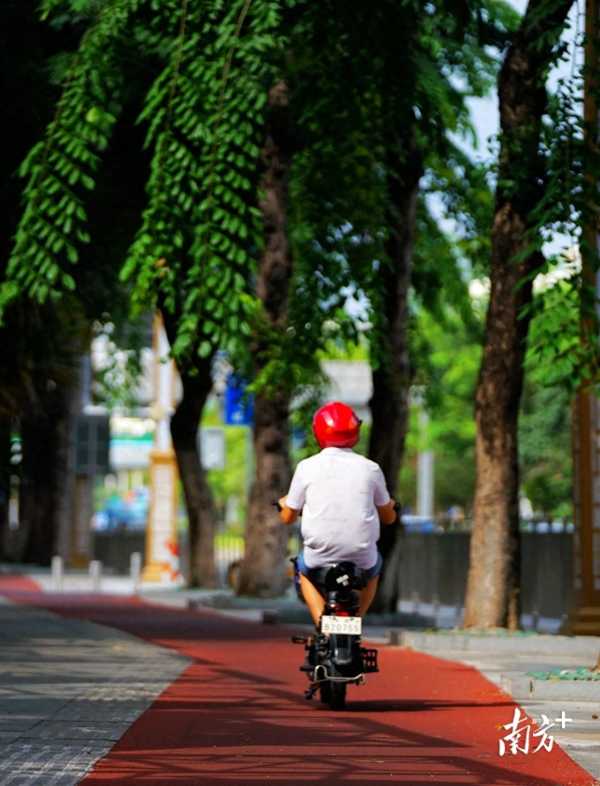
xmin=1 ymin=576 xmax=596 ymax=786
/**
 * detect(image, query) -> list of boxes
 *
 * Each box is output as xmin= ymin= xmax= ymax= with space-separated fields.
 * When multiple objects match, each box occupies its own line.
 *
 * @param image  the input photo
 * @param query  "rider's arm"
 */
xmin=373 ymin=465 xmax=397 ymax=525
xmin=278 ymin=461 xmax=306 ymax=525
xmin=277 ymin=496 xmax=299 ymax=525
xmin=378 ymin=498 xmax=398 ymax=525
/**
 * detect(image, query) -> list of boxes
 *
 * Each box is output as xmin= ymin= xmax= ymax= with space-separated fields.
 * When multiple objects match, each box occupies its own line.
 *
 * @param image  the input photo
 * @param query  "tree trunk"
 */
xmin=162 ymin=314 xmax=218 ymax=589
xmin=464 ymin=0 xmax=572 ymax=629
xmin=0 ymin=418 xmax=11 ymax=560
xmin=239 ymin=390 xmax=292 ymax=596
xmin=368 ymin=133 xmax=423 ymax=613
xmin=465 ymin=240 xmax=537 ymax=628
xmin=19 ymin=384 xmax=73 ymax=565
xmin=237 ymin=81 xmax=294 ymax=597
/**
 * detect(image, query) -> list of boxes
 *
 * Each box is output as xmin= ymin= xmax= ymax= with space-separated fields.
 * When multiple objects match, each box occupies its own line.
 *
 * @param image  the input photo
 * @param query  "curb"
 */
xmin=396 ymin=631 xmax=600 ymax=658
xmin=500 ymin=674 xmax=600 ymax=702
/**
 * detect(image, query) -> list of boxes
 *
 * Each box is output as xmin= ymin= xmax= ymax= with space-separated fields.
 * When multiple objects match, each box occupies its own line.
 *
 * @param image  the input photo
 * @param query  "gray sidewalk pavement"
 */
xmin=0 ymin=596 xmax=189 ymax=785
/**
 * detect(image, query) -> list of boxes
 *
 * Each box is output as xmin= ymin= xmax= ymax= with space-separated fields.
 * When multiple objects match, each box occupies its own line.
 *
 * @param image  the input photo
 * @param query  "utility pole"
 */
xmin=570 ymin=0 xmax=600 ymax=635
xmin=142 ymin=313 xmax=181 ymax=583
xmin=416 ymin=407 xmax=434 ymax=519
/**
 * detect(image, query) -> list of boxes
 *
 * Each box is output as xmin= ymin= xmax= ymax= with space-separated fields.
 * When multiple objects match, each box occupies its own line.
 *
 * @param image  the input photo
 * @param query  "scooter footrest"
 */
xmin=361 ymin=647 xmax=379 ymax=672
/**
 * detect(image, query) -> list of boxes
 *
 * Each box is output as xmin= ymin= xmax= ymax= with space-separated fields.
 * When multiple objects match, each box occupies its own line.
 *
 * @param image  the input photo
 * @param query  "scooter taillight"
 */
xmin=334 ymin=609 xmax=350 ymax=617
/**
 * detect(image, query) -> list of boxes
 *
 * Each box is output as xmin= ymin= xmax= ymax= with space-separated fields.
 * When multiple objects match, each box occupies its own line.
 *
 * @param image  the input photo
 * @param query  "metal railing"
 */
xmin=397 ymin=532 xmax=573 ymax=630
xmin=93 ymin=530 xmax=574 ymax=629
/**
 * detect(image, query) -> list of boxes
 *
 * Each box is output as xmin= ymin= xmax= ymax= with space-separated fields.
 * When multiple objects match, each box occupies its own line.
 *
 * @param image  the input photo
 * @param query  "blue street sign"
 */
xmin=224 ymin=375 xmax=254 ymax=426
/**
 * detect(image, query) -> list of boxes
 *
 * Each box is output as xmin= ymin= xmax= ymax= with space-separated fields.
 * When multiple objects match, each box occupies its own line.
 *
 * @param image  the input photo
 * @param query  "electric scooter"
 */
xmin=291 ymin=559 xmax=379 ymax=710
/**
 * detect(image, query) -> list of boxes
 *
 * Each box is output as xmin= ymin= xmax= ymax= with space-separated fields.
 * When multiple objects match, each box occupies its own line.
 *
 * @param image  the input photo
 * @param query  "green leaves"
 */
xmin=5 ymin=0 xmax=548 ymax=397
xmin=123 ymin=0 xmax=285 ymax=363
xmin=525 ymin=274 xmax=595 ymax=392
xmin=1 ymin=0 xmax=137 ymax=316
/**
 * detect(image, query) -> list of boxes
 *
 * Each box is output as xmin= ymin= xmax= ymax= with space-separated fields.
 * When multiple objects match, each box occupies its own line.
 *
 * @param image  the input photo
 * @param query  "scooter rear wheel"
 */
xmin=324 ymin=681 xmax=346 ymax=710
xmin=318 ymin=681 xmax=331 ymax=704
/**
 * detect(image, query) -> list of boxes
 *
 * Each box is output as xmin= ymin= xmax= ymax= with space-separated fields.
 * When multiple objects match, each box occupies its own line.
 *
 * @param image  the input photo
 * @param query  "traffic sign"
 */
xmin=224 ymin=375 xmax=254 ymax=426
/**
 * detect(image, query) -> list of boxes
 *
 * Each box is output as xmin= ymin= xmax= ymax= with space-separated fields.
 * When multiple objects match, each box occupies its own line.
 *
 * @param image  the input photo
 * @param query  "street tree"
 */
xmin=464 ymin=0 xmax=576 ymax=629
xmin=334 ymin=1 xmax=515 ymax=611
xmin=235 ymin=82 xmax=296 ymax=596
xmin=0 ymin=0 xmax=161 ymax=564
xmin=0 ymin=1 xmax=97 ymax=563
xmin=235 ymin=0 xmax=516 ymax=602
xmin=123 ymin=1 xmax=294 ymax=586
xmin=1 ymin=0 xmax=298 ymax=585
xmin=398 ymin=277 xmax=576 ymax=523
xmin=236 ymin=1 xmax=390 ymax=596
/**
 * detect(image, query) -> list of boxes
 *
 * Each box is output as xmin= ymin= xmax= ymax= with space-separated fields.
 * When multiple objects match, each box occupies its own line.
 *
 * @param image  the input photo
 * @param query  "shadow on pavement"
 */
xmin=0 ymin=582 xmax=593 ymax=786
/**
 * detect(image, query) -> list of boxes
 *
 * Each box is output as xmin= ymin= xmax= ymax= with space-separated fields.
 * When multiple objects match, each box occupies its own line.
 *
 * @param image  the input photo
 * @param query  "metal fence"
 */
xmin=92 ymin=530 xmax=245 ymax=585
xmin=93 ymin=531 xmax=144 ymax=575
xmin=93 ymin=531 xmax=574 ymax=628
xmin=397 ymin=532 xmax=573 ymax=630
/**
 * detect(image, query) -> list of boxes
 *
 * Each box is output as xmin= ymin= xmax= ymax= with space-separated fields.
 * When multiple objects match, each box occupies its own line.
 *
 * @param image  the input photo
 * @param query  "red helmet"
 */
xmin=312 ymin=401 xmax=361 ymax=448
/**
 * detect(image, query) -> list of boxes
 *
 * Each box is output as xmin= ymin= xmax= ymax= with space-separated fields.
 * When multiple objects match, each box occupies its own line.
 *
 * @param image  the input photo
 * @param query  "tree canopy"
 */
xmin=0 ymin=0 xmax=592 ymax=604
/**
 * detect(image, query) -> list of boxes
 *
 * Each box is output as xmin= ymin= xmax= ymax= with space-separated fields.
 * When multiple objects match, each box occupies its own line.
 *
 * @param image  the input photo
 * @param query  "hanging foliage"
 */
xmin=1 ymin=0 xmax=139 ymax=309
xmin=122 ymin=0 xmax=290 ymax=360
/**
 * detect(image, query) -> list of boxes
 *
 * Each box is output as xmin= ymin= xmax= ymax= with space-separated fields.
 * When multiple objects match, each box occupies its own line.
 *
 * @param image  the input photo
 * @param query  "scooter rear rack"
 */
xmin=361 ymin=647 xmax=379 ymax=673
xmin=292 ymin=636 xmax=379 ymax=674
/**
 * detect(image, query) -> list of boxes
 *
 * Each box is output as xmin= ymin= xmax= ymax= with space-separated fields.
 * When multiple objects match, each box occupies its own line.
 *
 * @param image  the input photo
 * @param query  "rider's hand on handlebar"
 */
xmin=275 ymin=496 xmax=299 ymax=525
xmin=377 ymin=498 xmax=398 ymax=525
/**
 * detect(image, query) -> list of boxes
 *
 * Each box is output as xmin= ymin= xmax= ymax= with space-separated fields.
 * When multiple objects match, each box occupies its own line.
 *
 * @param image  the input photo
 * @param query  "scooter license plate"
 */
xmin=321 ymin=615 xmax=362 ymax=635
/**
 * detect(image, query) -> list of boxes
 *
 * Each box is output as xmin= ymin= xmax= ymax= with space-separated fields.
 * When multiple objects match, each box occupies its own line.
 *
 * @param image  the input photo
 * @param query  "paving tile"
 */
xmin=0 ymin=601 xmax=190 ymax=783
xmin=18 ymin=720 xmax=131 ymax=742
xmin=0 ymin=742 xmax=112 ymax=786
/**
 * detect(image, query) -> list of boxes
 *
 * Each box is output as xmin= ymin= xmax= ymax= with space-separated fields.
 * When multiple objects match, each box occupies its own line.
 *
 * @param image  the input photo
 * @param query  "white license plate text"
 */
xmin=321 ymin=615 xmax=362 ymax=635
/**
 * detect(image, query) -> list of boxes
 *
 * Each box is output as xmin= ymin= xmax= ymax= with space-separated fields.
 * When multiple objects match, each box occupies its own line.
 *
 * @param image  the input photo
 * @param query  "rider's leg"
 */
xmin=358 ymin=575 xmax=379 ymax=617
xmin=299 ymin=573 xmax=325 ymax=626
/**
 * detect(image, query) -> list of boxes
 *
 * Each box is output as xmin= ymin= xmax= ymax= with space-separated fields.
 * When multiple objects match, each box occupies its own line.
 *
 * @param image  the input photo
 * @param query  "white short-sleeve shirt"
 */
xmin=286 ymin=447 xmax=391 ymax=569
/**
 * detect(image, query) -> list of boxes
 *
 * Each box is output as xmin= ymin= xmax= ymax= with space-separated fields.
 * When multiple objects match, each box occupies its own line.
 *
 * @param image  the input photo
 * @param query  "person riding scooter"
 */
xmin=277 ymin=401 xmax=398 ymax=627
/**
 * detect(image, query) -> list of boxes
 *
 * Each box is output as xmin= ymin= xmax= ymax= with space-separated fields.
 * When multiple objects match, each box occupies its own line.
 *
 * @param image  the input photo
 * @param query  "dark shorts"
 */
xmin=296 ymin=551 xmax=383 ymax=580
